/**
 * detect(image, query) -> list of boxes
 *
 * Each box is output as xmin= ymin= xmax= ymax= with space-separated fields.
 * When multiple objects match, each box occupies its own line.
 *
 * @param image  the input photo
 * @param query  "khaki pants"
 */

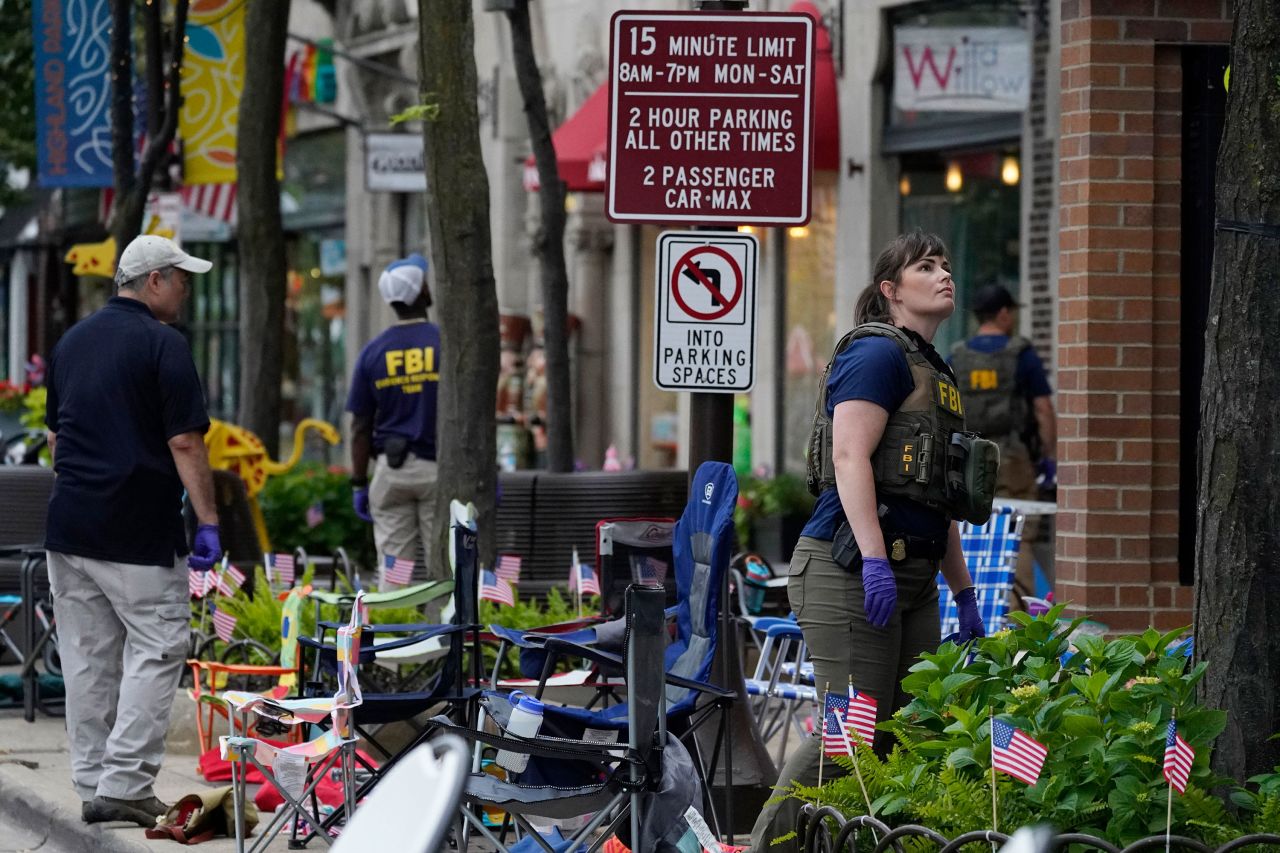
xmin=996 ymin=442 xmax=1039 ymax=599
xmin=749 ymin=536 xmax=941 ymax=851
xmin=370 ymin=453 xmax=443 ymax=586
xmin=46 ymin=551 xmax=188 ymax=802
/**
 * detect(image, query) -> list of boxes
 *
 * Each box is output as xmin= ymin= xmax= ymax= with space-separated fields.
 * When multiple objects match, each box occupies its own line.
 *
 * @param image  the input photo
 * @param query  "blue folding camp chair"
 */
xmin=938 ymin=505 xmax=1025 ymax=638
xmin=481 ymin=462 xmax=740 ymax=835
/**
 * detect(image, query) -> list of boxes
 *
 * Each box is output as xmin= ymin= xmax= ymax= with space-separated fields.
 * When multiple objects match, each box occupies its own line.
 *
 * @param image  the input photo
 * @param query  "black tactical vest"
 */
xmin=948 ymin=336 xmax=1032 ymax=440
xmin=805 ymin=323 xmax=967 ymax=514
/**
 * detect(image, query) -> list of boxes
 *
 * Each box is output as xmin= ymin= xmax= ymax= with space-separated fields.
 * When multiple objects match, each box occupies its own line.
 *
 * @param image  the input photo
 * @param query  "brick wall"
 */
xmin=1056 ymin=0 xmax=1231 ymax=632
xmin=1025 ymin=0 xmax=1058 ymax=365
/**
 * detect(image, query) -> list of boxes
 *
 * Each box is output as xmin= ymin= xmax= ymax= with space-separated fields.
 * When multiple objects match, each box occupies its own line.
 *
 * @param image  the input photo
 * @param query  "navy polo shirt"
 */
xmin=345 ymin=321 xmax=440 ymax=461
xmin=954 ymin=334 xmax=1053 ymax=398
xmin=801 ymin=329 xmax=953 ymax=543
xmin=44 ymin=297 xmax=210 ymax=566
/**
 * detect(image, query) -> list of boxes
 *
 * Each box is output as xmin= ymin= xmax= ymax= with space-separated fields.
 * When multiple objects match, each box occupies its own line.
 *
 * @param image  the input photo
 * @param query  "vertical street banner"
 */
xmin=33 ymin=0 xmax=115 ymax=187
xmin=181 ymin=0 xmax=246 ymax=185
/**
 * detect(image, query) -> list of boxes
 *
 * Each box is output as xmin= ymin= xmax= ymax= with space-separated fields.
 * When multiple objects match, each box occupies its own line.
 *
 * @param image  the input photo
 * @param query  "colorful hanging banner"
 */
xmin=33 ymin=0 xmax=115 ymax=187
xmin=180 ymin=0 xmax=246 ymax=185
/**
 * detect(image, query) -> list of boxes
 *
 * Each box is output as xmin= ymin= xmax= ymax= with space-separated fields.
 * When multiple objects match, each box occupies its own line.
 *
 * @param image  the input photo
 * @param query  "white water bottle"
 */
xmin=495 ymin=692 xmax=544 ymax=773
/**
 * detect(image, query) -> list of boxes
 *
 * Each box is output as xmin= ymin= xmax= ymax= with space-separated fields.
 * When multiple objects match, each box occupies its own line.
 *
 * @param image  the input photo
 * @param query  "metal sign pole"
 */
xmin=687 ymin=6 xmax=746 ymax=844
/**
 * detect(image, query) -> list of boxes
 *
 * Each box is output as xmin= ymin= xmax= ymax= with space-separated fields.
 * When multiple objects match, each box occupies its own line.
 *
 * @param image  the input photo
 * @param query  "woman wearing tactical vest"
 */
xmin=750 ymin=231 xmax=998 ymax=851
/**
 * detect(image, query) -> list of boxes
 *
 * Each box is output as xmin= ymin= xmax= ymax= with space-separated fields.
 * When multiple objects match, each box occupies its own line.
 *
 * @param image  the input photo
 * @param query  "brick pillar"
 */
xmin=1056 ymin=0 xmax=1231 ymax=632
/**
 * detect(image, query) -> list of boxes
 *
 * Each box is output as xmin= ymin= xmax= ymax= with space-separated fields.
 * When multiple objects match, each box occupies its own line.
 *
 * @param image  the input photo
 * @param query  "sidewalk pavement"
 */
xmin=0 ymin=686 xmax=291 ymax=853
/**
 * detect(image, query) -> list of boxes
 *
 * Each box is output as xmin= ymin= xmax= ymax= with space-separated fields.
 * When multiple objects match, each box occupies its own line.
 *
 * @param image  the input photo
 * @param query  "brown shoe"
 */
xmin=84 ymin=795 xmax=169 ymax=827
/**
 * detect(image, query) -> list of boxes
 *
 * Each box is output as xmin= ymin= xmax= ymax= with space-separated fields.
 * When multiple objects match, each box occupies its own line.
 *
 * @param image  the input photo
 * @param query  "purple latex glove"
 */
xmin=1037 ymin=457 xmax=1057 ymax=487
xmin=955 ymin=586 xmax=986 ymax=641
xmin=861 ymin=556 xmax=897 ymax=628
xmin=188 ymin=524 xmax=221 ymax=572
xmin=353 ymin=487 xmax=372 ymax=522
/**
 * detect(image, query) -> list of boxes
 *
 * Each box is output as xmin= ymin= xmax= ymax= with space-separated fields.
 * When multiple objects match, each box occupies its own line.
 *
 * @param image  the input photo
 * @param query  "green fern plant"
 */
xmin=793 ymin=604 xmax=1279 ymax=846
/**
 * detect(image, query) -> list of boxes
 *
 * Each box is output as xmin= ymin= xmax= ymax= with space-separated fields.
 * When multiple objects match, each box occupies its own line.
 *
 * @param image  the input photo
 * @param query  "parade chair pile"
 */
xmin=211 ymin=462 xmax=745 ymax=853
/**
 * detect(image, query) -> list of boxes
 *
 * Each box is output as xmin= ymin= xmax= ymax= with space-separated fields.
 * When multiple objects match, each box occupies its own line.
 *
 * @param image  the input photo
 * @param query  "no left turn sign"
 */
xmin=655 ymin=231 xmax=758 ymax=393
xmin=670 ymin=245 xmax=744 ymax=322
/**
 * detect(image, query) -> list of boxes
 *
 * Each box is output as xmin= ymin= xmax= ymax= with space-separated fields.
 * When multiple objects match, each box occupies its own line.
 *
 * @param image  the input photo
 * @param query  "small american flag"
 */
xmin=495 ymin=554 xmax=522 ymax=583
xmin=212 ymin=607 xmax=238 ymax=643
xmin=384 ymin=554 xmax=415 ymax=586
xmin=306 ymin=502 xmax=325 ymax=528
xmin=479 ymin=569 xmax=516 ymax=606
xmin=569 ymin=553 xmax=600 ymax=597
xmin=189 ymin=570 xmax=207 ymax=599
xmin=846 ymin=689 xmax=878 ymax=748
xmin=1163 ymin=720 xmax=1194 ymax=794
xmin=216 ymin=563 xmax=246 ymax=597
xmin=635 ymin=555 xmax=668 ymax=585
xmin=265 ymin=553 xmax=295 ymax=586
xmin=822 ymin=692 xmax=851 ymax=758
xmin=992 ymin=719 xmax=1047 ymax=786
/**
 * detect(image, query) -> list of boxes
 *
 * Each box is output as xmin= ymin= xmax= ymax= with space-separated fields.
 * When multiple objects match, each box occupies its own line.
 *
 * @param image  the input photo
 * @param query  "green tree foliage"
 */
xmin=258 ymin=462 xmax=375 ymax=570
xmin=791 ymin=606 xmax=1280 ymax=846
xmin=0 ymin=0 xmax=35 ymax=207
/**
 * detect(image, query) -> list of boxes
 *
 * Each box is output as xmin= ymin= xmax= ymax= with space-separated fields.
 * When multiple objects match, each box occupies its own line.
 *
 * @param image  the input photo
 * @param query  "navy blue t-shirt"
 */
xmin=952 ymin=335 xmax=1053 ymax=398
xmin=345 ymin=321 xmax=440 ymax=460
xmin=801 ymin=332 xmax=952 ymax=542
xmin=45 ymin=297 xmax=210 ymax=566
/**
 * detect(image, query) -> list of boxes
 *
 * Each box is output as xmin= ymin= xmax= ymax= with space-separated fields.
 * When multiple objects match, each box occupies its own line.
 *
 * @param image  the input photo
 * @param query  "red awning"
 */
xmin=524 ymin=7 xmax=839 ymax=193
xmin=790 ymin=0 xmax=840 ymax=172
xmin=523 ymin=83 xmax=609 ymax=193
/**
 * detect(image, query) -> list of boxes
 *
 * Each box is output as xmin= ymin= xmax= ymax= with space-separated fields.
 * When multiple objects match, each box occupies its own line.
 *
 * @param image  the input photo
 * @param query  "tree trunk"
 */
xmin=417 ymin=0 xmax=500 ymax=565
xmin=108 ymin=0 xmax=188 ymax=253
xmin=508 ymin=0 xmax=575 ymax=473
xmin=235 ymin=0 xmax=290 ymax=457
xmin=1194 ymin=0 xmax=1280 ymax=784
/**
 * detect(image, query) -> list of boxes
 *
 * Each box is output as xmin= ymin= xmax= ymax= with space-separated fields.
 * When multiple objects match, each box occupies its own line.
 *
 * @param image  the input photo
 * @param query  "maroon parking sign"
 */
xmin=606 ymin=11 xmax=815 ymax=226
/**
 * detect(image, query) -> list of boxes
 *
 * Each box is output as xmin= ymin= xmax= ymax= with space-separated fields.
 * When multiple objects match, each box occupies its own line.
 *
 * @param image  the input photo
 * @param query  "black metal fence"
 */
xmin=797 ymin=804 xmax=1280 ymax=853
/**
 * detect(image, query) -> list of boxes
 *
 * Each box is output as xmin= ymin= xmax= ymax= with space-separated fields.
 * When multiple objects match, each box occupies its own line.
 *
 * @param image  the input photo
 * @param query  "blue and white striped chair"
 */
xmin=744 ymin=618 xmax=817 ymax=765
xmin=938 ymin=505 xmax=1025 ymax=639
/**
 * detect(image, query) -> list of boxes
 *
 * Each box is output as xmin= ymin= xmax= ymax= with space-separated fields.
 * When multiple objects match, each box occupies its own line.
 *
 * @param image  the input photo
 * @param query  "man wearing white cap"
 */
xmin=44 ymin=235 xmax=222 ymax=826
xmin=346 ymin=253 xmax=442 ymax=584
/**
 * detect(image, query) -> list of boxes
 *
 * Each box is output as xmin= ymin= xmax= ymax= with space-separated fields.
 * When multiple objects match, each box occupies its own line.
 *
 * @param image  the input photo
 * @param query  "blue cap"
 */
xmin=388 ymin=253 xmax=428 ymax=274
xmin=378 ymin=253 xmax=429 ymax=304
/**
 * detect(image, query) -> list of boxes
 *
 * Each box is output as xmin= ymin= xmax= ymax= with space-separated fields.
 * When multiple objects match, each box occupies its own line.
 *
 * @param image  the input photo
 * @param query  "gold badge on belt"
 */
xmin=891 ymin=539 xmax=907 ymax=562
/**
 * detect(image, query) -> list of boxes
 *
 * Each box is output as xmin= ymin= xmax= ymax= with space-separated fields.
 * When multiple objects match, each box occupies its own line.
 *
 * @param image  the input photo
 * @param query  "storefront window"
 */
xmin=282 ymin=127 xmax=347 ymax=460
xmin=185 ymin=241 xmax=239 ymax=420
xmin=782 ymin=176 xmax=837 ymax=475
xmin=637 ymin=225 xmax=678 ymax=469
xmin=899 ymin=149 xmax=1021 ymax=353
xmin=286 ymin=234 xmax=346 ymax=452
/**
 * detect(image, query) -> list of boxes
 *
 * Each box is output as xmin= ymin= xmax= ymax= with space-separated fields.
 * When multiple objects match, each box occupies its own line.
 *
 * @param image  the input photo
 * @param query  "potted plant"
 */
xmin=780 ymin=606 xmax=1280 ymax=849
xmin=736 ymin=472 xmax=815 ymax=564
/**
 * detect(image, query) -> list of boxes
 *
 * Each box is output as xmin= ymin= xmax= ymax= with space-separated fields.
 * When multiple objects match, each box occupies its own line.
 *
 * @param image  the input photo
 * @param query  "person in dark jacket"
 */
xmin=45 ymin=235 xmax=221 ymax=827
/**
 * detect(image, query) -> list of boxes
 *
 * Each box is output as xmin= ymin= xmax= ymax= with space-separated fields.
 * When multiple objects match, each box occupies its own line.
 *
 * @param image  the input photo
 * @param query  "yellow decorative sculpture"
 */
xmin=64 ymin=216 xmax=177 ymax=278
xmin=64 ymin=236 xmax=118 ymax=277
xmin=204 ymin=418 xmax=341 ymax=549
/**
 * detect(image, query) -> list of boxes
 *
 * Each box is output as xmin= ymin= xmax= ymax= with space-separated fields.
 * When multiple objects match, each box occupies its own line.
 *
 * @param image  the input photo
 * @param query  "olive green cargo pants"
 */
xmin=749 ymin=535 xmax=941 ymax=851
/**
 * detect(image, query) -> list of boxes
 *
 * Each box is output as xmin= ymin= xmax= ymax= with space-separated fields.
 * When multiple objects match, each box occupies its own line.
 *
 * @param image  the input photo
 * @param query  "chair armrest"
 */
xmin=187 ymin=660 xmax=294 ymax=677
xmin=424 ymin=713 xmax=624 ymax=765
xmin=539 ymin=636 xmax=623 ymax=669
xmin=762 ymin=621 xmax=804 ymax=640
xmin=364 ymin=623 xmax=472 ymax=653
xmin=664 ymin=673 xmax=736 ymax=699
xmin=299 ymin=623 xmax=476 ymax=654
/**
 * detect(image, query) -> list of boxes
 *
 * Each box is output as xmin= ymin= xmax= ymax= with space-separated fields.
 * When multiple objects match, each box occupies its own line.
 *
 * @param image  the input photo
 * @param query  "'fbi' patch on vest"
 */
xmin=933 ymin=378 xmax=965 ymax=417
xmin=968 ymin=368 xmax=999 ymax=391
xmin=899 ymin=440 xmax=918 ymax=477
